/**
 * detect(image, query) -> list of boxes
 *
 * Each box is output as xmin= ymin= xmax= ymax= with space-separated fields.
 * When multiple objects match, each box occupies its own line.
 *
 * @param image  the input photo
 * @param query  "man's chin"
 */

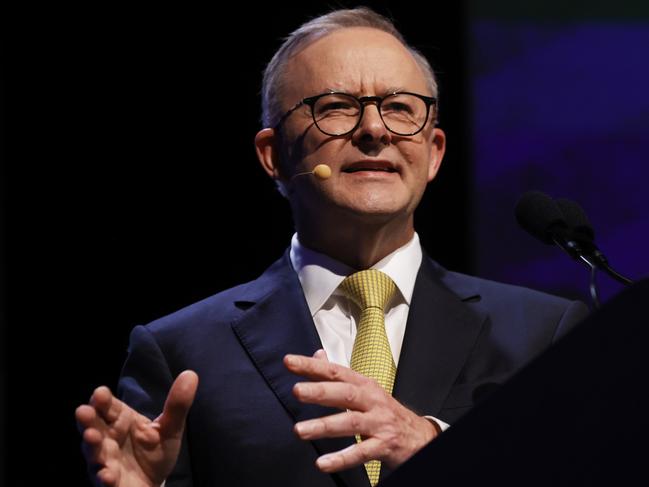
xmin=337 ymin=201 xmax=411 ymax=224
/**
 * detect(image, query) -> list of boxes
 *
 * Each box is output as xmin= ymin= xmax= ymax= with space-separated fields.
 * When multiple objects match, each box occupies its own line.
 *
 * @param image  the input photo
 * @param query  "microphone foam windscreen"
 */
xmin=555 ymin=198 xmax=595 ymax=242
xmin=514 ymin=191 xmax=567 ymax=244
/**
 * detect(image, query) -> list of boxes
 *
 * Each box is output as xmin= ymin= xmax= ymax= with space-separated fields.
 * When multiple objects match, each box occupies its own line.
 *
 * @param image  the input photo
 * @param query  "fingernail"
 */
xmin=285 ymin=355 xmax=296 ymax=366
xmin=317 ymin=455 xmax=333 ymax=469
xmin=295 ymin=422 xmax=314 ymax=435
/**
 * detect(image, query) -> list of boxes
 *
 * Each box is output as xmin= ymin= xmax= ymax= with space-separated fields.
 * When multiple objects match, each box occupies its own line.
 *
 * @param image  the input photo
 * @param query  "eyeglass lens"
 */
xmin=312 ymin=93 xmax=430 ymax=136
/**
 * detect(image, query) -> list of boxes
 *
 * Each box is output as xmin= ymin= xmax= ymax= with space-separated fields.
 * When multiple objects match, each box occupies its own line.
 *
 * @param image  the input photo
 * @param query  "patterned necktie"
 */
xmin=340 ymin=269 xmax=397 ymax=486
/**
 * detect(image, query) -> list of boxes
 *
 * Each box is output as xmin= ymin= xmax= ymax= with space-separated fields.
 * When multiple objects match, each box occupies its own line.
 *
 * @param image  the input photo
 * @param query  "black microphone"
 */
xmin=515 ymin=191 xmax=634 ymax=308
xmin=555 ymin=198 xmax=595 ymax=246
xmin=514 ymin=191 xmax=584 ymax=260
xmin=554 ymin=197 xmax=633 ymax=287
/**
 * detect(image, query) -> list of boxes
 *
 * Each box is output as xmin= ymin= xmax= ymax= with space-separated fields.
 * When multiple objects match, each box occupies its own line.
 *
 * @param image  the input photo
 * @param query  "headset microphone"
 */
xmin=291 ymin=164 xmax=332 ymax=180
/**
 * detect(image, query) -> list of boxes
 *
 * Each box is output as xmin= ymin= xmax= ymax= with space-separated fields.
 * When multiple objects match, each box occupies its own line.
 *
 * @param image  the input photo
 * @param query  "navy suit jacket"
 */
xmin=118 ymin=252 xmax=588 ymax=487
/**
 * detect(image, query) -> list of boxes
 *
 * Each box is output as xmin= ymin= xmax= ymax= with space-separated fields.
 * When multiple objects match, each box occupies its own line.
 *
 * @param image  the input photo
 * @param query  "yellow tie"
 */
xmin=340 ymin=269 xmax=397 ymax=486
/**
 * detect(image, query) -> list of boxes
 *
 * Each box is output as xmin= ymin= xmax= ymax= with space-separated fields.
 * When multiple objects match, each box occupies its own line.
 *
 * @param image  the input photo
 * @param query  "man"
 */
xmin=75 ymin=7 xmax=588 ymax=487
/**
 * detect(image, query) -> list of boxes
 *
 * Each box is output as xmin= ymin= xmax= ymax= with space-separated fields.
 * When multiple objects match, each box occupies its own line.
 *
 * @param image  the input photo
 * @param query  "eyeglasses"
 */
xmin=275 ymin=91 xmax=437 ymax=137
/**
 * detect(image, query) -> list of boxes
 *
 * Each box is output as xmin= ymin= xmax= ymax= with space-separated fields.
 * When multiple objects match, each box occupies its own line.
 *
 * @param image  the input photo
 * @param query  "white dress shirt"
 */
xmin=290 ymin=232 xmax=449 ymax=431
xmin=290 ymin=232 xmax=421 ymax=368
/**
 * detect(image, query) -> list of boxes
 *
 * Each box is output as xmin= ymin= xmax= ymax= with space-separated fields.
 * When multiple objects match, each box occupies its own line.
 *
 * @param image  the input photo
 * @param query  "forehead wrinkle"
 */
xmin=283 ymin=27 xmax=428 ymax=104
xmin=316 ymin=65 xmax=413 ymax=97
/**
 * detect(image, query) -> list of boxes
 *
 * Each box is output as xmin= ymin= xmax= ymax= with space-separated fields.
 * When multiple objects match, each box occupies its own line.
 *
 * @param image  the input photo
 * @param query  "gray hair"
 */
xmin=261 ymin=7 xmax=438 ymax=128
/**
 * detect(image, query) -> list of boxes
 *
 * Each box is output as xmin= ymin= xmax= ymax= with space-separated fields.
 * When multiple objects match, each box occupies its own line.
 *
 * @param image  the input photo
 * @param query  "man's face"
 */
xmin=265 ymin=27 xmax=445 ymax=227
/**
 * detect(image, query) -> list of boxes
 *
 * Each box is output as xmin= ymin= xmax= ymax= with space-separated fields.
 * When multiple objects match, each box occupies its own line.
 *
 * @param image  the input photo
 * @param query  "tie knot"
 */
xmin=340 ymin=269 xmax=396 ymax=311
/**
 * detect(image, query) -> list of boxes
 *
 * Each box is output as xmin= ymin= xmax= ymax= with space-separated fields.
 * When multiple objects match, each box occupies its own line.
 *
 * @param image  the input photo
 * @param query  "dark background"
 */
xmin=468 ymin=1 xmax=649 ymax=302
xmin=4 ymin=2 xmax=468 ymax=484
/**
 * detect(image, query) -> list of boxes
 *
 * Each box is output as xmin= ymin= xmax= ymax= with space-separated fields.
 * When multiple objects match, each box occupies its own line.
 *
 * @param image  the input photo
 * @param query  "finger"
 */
xmin=83 ymin=392 xmax=134 ymax=442
xmin=76 ymin=405 xmax=108 ymax=435
xmin=295 ymin=410 xmax=368 ymax=440
xmin=315 ymin=437 xmax=382 ymax=473
xmin=156 ymin=370 xmax=199 ymax=440
xmin=83 ymin=427 xmax=103 ymax=449
xmin=81 ymin=428 xmax=105 ymax=464
xmin=89 ymin=386 xmax=122 ymax=424
xmin=293 ymin=381 xmax=371 ymax=411
xmin=312 ymin=349 xmax=328 ymax=361
xmin=83 ymin=426 xmax=125 ymax=464
xmin=284 ymin=354 xmax=366 ymax=385
xmin=76 ymin=404 xmax=97 ymax=430
xmin=97 ymin=466 xmax=118 ymax=486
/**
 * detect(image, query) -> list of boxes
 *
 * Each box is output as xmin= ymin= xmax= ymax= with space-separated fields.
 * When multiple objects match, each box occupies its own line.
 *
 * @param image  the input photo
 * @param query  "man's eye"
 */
xmin=320 ymin=102 xmax=355 ymax=111
xmin=383 ymin=102 xmax=413 ymax=113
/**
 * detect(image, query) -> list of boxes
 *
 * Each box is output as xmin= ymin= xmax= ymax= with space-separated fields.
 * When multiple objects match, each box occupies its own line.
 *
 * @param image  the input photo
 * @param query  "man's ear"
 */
xmin=255 ymin=128 xmax=292 ymax=198
xmin=427 ymin=127 xmax=446 ymax=182
xmin=255 ymin=128 xmax=283 ymax=179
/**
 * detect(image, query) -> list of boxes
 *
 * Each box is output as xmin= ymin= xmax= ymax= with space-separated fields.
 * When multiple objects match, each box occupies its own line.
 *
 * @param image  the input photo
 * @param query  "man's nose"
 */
xmin=352 ymin=103 xmax=391 ymax=146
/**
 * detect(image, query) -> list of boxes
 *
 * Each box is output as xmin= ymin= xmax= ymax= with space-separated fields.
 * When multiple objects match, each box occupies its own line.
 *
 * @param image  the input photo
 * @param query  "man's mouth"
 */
xmin=341 ymin=161 xmax=398 ymax=173
xmin=342 ymin=167 xmax=397 ymax=173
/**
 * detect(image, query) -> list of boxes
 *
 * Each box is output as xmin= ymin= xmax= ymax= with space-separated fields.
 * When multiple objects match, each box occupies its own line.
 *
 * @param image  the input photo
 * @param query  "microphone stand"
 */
xmin=585 ymin=251 xmax=635 ymax=286
xmin=579 ymin=255 xmax=601 ymax=309
xmin=552 ymin=235 xmax=634 ymax=309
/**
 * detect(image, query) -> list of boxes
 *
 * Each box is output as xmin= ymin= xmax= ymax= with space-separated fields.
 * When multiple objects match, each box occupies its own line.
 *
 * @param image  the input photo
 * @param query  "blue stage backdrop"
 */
xmin=469 ymin=3 xmax=649 ymax=304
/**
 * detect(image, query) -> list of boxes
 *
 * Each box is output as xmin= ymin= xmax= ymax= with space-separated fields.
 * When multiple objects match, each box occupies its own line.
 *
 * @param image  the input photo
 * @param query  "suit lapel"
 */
xmin=231 ymin=254 xmax=369 ymax=487
xmin=393 ymin=256 xmax=486 ymax=412
xmin=377 ymin=258 xmax=485 ymax=481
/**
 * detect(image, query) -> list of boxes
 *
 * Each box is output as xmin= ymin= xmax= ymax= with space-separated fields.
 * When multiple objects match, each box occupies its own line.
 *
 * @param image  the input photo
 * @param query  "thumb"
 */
xmin=154 ymin=370 xmax=199 ymax=440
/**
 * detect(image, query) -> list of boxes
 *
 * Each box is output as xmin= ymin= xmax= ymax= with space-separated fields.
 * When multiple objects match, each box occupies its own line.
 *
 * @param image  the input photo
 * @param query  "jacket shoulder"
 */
xmin=141 ymin=253 xmax=294 ymax=339
xmin=426 ymin=258 xmax=589 ymax=339
xmin=429 ymin=258 xmax=579 ymax=308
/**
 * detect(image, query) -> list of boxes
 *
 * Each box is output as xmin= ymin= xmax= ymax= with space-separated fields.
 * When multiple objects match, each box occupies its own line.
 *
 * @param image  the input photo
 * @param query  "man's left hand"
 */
xmin=284 ymin=351 xmax=439 ymax=474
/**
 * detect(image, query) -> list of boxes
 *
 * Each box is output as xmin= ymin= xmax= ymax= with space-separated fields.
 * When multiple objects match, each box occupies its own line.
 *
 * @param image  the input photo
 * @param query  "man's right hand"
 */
xmin=75 ymin=370 xmax=199 ymax=487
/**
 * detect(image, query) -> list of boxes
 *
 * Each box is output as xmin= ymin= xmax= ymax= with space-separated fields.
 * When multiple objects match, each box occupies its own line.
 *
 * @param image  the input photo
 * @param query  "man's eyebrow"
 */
xmin=383 ymin=86 xmax=406 ymax=95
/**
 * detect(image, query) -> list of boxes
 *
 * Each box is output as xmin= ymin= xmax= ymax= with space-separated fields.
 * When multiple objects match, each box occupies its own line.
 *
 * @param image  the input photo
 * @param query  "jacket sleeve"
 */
xmin=117 ymin=325 xmax=194 ymax=487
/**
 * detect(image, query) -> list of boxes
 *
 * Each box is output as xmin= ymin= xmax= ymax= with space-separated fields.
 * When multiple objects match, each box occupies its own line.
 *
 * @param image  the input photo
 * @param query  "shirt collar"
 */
xmin=289 ymin=232 xmax=422 ymax=316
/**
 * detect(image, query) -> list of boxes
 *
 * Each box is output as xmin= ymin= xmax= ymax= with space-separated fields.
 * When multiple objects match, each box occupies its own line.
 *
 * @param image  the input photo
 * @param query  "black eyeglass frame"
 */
xmin=274 ymin=91 xmax=438 ymax=137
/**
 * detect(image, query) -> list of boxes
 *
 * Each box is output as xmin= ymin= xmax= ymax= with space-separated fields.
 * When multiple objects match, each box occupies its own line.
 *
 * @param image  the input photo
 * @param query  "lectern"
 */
xmin=381 ymin=279 xmax=649 ymax=486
